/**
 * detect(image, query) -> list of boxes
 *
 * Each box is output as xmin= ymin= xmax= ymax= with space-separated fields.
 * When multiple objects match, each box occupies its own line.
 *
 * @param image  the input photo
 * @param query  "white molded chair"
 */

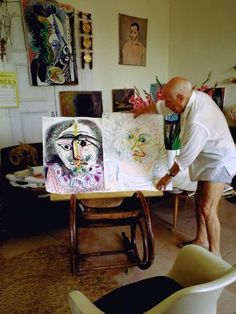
xmin=68 ymin=244 xmax=236 ymax=314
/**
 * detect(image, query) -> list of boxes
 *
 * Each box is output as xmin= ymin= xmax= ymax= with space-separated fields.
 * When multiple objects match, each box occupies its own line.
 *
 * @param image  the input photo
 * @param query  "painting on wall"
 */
xmin=211 ymin=87 xmax=225 ymax=111
xmin=112 ymin=88 xmax=134 ymax=112
xmin=59 ymin=91 xmax=103 ymax=117
xmin=119 ymin=14 xmax=148 ymax=66
xmin=43 ymin=117 xmax=104 ymax=194
xmin=150 ymin=82 xmax=181 ymax=150
xmin=102 ymin=112 xmax=168 ymax=191
xmin=21 ymin=0 xmax=78 ymax=86
xmin=150 ymin=83 xmax=163 ymax=102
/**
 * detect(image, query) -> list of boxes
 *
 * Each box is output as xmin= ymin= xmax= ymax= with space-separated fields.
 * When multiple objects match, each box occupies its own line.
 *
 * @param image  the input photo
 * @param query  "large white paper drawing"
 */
xmin=102 ymin=113 xmax=168 ymax=191
xmin=43 ymin=117 xmax=104 ymax=194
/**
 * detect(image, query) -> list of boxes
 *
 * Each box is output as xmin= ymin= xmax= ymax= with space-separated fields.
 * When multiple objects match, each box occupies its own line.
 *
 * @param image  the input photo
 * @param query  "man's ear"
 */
xmin=176 ymin=94 xmax=184 ymax=103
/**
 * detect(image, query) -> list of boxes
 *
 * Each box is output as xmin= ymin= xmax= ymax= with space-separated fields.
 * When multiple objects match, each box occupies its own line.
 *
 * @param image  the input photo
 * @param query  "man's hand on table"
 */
xmin=155 ymin=174 xmax=172 ymax=191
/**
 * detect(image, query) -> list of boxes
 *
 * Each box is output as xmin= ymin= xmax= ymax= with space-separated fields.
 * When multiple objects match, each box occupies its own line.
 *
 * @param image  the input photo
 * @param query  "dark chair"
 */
xmin=0 ymin=142 xmax=43 ymax=177
xmin=0 ymin=143 xmax=68 ymax=240
xmin=69 ymin=244 xmax=236 ymax=314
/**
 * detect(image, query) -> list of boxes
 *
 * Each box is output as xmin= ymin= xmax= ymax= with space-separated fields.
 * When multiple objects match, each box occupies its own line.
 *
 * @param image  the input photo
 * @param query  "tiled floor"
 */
xmin=0 ymin=195 xmax=236 ymax=313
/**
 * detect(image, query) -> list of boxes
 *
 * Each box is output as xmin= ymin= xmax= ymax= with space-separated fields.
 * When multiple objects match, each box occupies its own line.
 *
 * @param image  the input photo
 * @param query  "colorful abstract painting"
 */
xmin=43 ymin=117 xmax=104 ymax=194
xmin=21 ymin=0 xmax=78 ymax=86
xmin=102 ymin=113 xmax=167 ymax=191
xmin=59 ymin=91 xmax=103 ymax=117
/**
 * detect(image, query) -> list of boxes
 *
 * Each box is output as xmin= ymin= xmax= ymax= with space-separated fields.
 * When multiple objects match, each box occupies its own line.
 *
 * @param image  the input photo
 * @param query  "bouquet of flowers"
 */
xmin=129 ymin=76 xmax=163 ymax=110
xmin=129 ymin=76 xmax=181 ymax=150
xmin=193 ymin=72 xmax=217 ymax=97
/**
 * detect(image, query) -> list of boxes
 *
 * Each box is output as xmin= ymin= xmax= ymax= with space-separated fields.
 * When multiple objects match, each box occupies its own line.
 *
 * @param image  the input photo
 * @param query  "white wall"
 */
xmin=0 ymin=0 xmax=170 ymax=148
xmin=59 ymin=0 xmax=170 ymax=112
xmin=0 ymin=0 xmax=236 ymax=148
xmin=169 ymin=0 xmax=236 ymax=126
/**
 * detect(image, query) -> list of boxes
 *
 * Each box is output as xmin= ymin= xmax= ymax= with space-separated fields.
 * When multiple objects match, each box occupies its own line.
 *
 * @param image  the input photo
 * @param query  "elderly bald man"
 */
xmin=134 ymin=77 xmax=236 ymax=257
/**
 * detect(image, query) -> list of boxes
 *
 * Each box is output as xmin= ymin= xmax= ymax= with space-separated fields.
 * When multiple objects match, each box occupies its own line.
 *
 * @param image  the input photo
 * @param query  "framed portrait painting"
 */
xmin=119 ymin=14 xmax=148 ymax=66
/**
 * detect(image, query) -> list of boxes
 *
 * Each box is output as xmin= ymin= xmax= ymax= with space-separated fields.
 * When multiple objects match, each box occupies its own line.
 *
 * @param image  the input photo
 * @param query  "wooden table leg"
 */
xmin=70 ymin=194 xmax=77 ymax=275
xmin=172 ymin=194 xmax=179 ymax=231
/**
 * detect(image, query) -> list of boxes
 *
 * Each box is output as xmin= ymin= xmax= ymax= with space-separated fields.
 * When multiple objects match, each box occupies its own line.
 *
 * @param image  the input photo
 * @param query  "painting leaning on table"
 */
xmin=102 ymin=113 xmax=168 ymax=191
xmin=43 ymin=117 xmax=104 ymax=194
xmin=43 ymin=114 xmax=169 ymax=194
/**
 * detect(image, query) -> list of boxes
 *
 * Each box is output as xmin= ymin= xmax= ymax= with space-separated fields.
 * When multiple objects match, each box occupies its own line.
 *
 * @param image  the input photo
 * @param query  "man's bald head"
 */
xmin=163 ymin=77 xmax=193 ymax=113
xmin=164 ymin=77 xmax=192 ymax=97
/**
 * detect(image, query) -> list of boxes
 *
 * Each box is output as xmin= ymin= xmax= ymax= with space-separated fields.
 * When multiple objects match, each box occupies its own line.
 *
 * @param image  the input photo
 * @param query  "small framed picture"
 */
xmin=119 ymin=14 xmax=148 ymax=66
xmin=59 ymin=91 xmax=103 ymax=117
xmin=112 ymin=88 xmax=134 ymax=112
xmin=211 ymin=87 xmax=225 ymax=111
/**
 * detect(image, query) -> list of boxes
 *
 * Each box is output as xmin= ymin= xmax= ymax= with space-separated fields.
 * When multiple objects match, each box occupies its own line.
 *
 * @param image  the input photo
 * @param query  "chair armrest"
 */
xmin=69 ymin=291 xmax=104 ymax=314
xmin=167 ymin=244 xmax=232 ymax=287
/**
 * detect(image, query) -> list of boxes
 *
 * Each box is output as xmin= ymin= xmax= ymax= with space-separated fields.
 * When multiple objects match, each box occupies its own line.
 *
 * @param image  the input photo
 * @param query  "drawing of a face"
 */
xmin=55 ymin=121 xmax=100 ymax=172
xmin=129 ymin=23 xmax=139 ymax=43
xmin=122 ymin=126 xmax=155 ymax=164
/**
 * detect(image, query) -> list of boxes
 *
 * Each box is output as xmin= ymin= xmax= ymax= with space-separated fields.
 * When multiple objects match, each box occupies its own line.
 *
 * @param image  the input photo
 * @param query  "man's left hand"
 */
xmin=155 ymin=174 xmax=172 ymax=190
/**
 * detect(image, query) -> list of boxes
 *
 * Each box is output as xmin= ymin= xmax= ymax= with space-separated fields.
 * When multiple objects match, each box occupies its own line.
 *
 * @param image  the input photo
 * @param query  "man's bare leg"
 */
xmin=198 ymin=181 xmax=224 ymax=256
xmin=192 ymin=181 xmax=209 ymax=248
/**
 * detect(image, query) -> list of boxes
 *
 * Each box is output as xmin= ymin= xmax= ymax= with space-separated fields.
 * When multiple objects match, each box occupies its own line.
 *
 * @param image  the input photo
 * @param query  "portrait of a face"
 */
xmin=121 ymin=125 xmax=156 ymax=164
xmin=43 ymin=117 xmax=104 ymax=193
xmin=55 ymin=122 xmax=101 ymax=172
xmin=129 ymin=23 xmax=139 ymax=41
xmin=119 ymin=14 xmax=148 ymax=66
xmin=102 ymin=113 xmax=167 ymax=191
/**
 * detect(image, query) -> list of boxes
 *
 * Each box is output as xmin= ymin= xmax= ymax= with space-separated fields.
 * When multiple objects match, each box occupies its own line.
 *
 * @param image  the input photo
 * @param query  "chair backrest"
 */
xmin=68 ymin=245 xmax=236 ymax=314
xmin=146 ymin=245 xmax=236 ymax=314
xmin=0 ymin=142 xmax=43 ymax=177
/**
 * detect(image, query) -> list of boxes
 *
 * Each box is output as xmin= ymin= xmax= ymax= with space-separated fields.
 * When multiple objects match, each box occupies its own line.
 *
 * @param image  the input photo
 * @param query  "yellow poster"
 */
xmin=0 ymin=72 xmax=19 ymax=108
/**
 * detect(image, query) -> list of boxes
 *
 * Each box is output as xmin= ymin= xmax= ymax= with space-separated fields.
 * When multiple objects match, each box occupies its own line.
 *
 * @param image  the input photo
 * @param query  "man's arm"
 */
xmin=133 ymin=100 xmax=174 ymax=118
xmin=132 ymin=102 xmax=157 ymax=118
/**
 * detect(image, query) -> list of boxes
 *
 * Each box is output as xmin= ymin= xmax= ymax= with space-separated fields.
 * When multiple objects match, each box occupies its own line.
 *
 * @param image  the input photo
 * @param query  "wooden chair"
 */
xmin=51 ymin=190 xmax=162 ymax=275
xmin=69 ymin=191 xmax=157 ymax=275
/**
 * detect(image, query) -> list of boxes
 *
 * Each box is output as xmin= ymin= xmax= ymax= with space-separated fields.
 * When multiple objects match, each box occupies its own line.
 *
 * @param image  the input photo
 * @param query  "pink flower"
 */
xmin=157 ymin=89 xmax=164 ymax=100
xmin=129 ymin=74 xmax=216 ymax=111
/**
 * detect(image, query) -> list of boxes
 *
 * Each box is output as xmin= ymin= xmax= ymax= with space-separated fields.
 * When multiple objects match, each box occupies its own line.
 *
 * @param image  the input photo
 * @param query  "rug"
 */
xmin=0 ymin=243 xmax=119 ymax=314
xmin=223 ymin=188 xmax=236 ymax=204
xmin=225 ymin=194 xmax=236 ymax=204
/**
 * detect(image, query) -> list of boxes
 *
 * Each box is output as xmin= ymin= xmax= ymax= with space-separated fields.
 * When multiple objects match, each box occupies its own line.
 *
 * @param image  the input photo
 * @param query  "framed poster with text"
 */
xmin=0 ymin=72 xmax=19 ymax=108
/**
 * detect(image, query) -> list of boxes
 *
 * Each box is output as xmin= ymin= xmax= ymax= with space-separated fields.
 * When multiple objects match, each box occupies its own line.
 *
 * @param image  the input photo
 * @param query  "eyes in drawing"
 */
xmin=125 ymin=131 xmax=152 ymax=162
xmin=56 ymin=130 xmax=100 ymax=172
